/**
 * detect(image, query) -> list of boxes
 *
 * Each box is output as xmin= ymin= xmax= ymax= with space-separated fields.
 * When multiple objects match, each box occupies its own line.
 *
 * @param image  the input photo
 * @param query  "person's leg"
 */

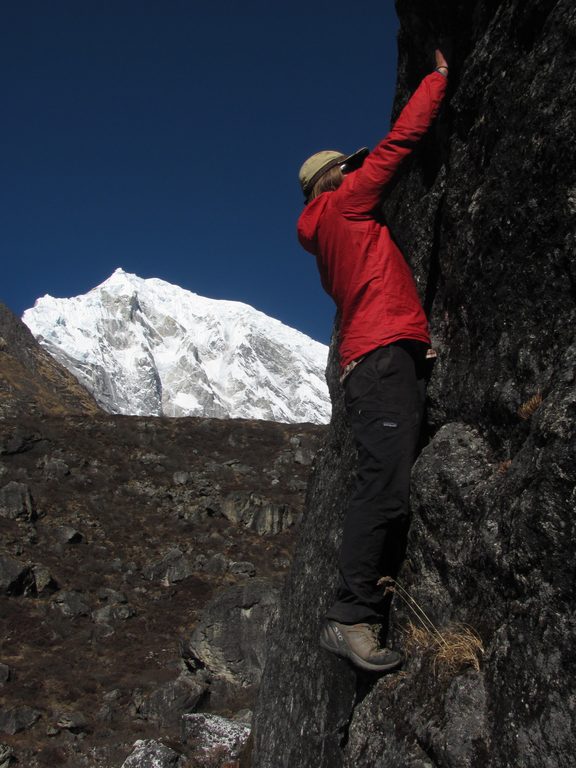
xmin=325 ymin=343 xmax=425 ymax=625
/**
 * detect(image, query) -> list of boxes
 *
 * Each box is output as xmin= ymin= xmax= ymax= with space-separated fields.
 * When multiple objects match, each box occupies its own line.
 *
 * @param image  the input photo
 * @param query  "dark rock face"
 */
xmin=185 ymin=578 xmax=281 ymax=712
xmin=252 ymin=1 xmax=576 ymax=766
xmin=251 ymin=360 xmax=360 ymax=767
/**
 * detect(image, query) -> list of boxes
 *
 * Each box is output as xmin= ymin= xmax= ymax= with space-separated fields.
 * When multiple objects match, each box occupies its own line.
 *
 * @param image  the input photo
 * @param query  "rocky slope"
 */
xmin=0 ymin=305 xmax=325 ymax=767
xmin=251 ymin=1 xmax=576 ymax=766
xmin=23 ymin=269 xmax=330 ymax=425
xmin=0 ymin=303 xmax=101 ymax=419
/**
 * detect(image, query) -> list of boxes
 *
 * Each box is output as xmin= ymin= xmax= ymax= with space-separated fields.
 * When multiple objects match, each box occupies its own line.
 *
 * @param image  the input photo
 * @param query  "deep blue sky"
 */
xmin=2 ymin=1 xmax=399 ymax=344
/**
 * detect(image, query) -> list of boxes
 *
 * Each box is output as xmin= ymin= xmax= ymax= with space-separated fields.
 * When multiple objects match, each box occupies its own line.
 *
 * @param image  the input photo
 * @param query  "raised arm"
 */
xmin=335 ymin=50 xmax=448 ymax=217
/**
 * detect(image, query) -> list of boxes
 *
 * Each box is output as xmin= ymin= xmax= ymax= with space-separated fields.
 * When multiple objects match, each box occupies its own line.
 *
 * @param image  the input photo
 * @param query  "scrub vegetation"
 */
xmin=403 ymin=621 xmax=484 ymax=678
xmin=517 ymin=391 xmax=543 ymax=421
xmin=379 ymin=577 xmax=484 ymax=677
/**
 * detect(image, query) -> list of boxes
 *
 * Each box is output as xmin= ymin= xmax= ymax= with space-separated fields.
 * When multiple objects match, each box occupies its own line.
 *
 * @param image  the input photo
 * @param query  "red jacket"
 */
xmin=298 ymin=71 xmax=447 ymax=371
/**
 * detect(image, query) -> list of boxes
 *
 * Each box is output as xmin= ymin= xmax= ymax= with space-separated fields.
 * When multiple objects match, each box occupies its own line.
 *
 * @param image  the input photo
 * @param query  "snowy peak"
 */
xmin=23 ymin=270 xmax=331 ymax=424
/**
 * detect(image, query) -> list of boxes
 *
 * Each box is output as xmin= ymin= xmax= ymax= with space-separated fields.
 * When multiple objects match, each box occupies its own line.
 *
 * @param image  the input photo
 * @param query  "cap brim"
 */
xmin=342 ymin=147 xmax=369 ymax=170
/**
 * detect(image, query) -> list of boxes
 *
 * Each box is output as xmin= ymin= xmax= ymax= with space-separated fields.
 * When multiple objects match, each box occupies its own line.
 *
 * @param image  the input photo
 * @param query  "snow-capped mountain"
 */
xmin=22 ymin=269 xmax=331 ymax=424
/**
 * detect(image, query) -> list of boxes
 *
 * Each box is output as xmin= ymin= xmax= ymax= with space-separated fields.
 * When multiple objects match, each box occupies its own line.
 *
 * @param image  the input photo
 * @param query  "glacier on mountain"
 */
xmin=22 ymin=269 xmax=331 ymax=424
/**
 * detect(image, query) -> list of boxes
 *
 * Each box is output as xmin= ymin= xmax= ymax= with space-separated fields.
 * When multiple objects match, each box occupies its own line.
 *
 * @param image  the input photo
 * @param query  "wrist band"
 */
xmin=435 ymin=66 xmax=448 ymax=76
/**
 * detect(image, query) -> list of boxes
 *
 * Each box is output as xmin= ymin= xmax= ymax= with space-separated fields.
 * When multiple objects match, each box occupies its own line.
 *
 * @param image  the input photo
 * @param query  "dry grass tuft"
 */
xmin=403 ymin=621 xmax=484 ymax=677
xmin=378 ymin=576 xmax=484 ymax=677
xmin=518 ymin=391 xmax=543 ymax=420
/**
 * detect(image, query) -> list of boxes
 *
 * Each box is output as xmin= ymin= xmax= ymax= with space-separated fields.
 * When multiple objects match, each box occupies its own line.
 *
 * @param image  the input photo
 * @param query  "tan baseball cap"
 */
xmin=299 ymin=147 xmax=369 ymax=200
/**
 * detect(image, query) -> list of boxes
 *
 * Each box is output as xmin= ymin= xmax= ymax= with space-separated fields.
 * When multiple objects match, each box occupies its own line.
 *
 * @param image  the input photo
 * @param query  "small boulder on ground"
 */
xmin=144 ymin=548 xmax=194 ymax=584
xmin=136 ymin=673 xmax=208 ymax=727
xmin=182 ymin=713 xmax=250 ymax=765
xmin=0 ymin=706 xmax=42 ymax=735
xmin=184 ymin=578 xmax=279 ymax=710
xmin=52 ymin=590 xmax=90 ymax=617
xmin=0 ymin=482 xmax=35 ymax=521
xmin=0 ymin=743 xmax=16 ymax=768
xmin=0 ymin=555 xmax=34 ymax=596
xmin=120 ymin=739 xmax=187 ymax=768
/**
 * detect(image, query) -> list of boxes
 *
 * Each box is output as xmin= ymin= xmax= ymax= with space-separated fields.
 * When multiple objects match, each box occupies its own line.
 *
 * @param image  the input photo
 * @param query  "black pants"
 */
xmin=325 ymin=342 xmax=428 ymax=624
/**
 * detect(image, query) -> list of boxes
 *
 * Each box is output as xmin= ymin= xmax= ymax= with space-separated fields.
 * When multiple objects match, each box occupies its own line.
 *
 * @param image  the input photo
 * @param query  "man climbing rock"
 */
xmin=297 ymin=50 xmax=448 ymax=673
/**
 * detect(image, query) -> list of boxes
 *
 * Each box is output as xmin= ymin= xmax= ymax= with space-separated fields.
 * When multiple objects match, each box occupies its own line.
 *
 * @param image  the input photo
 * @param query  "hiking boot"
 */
xmin=319 ymin=620 xmax=402 ymax=673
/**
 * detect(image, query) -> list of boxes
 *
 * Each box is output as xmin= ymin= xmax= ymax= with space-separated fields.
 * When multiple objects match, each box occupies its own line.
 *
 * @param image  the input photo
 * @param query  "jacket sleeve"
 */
xmin=334 ymin=71 xmax=447 ymax=217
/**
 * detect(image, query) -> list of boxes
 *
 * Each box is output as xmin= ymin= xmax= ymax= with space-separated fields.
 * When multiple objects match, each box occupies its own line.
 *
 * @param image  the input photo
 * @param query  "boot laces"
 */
xmin=351 ymin=622 xmax=381 ymax=652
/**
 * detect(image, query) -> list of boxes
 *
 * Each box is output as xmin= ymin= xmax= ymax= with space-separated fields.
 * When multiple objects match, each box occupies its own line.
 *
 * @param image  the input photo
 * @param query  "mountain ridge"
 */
xmin=23 ymin=268 xmax=330 ymax=425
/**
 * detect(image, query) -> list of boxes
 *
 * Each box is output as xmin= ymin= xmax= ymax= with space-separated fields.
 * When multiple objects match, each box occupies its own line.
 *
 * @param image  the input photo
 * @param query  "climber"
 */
xmin=297 ymin=50 xmax=448 ymax=673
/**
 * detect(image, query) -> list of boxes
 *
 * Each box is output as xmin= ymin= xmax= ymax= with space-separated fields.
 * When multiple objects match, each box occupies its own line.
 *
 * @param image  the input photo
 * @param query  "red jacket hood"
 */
xmin=297 ymin=193 xmax=330 ymax=256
